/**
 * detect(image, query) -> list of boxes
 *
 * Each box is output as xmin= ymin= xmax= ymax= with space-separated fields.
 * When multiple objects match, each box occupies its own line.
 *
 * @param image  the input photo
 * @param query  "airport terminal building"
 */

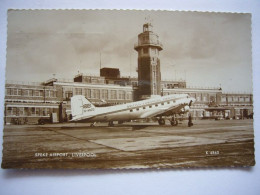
xmin=4 ymin=71 xmax=253 ymax=124
xmin=4 ymin=22 xmax=253 ymax=124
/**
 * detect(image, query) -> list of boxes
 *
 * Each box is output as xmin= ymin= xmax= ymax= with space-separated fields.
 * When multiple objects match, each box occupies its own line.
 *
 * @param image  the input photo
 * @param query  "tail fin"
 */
xmin=71 ymin=95 xmax=95 ymax=118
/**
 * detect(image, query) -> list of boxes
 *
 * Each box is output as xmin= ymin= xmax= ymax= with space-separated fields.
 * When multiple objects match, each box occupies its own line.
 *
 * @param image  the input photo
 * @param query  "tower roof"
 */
xmin=143 ymin=23 xmax=153 ymax=32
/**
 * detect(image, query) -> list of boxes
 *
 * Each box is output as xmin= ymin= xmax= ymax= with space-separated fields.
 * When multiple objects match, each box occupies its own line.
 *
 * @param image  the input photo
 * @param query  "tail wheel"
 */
xmin=158 ymin=118 xmax=165 ymax=125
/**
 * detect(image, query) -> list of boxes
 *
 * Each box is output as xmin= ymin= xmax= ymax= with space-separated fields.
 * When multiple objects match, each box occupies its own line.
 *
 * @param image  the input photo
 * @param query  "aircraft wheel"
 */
xmin=158 ymin=118 xmax=165 ymax=125
xmin=171 ymin=120 xmax=178 ymax=126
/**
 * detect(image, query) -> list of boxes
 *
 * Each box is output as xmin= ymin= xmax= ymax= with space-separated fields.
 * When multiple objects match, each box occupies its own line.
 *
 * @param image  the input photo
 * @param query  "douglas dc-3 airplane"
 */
xmin=70 ymin=94 xmax=195 ymax=127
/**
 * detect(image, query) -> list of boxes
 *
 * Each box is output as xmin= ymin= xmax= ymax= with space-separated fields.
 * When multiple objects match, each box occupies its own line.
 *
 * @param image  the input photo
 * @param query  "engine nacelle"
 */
xmin=180 ymin=105 xmax=190 ymax=114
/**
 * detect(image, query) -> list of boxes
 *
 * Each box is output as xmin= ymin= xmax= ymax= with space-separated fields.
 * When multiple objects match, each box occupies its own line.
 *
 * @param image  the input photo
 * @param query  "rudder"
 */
xmin=71 ymin=95 xmax=95 ymax=118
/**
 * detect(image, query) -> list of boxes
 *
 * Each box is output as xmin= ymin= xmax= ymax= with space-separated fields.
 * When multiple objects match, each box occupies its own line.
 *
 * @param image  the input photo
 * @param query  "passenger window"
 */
xmin=155 ymin=104 xmax=158 ymax=107
xmin=136 ymin=108 xmax=139 ymax=111
xmin=130 ymin=109 xmax=133 ymax=112
xmin=143 ymin=107 xmax=146 ymax=109
xmin=149 ymin=105 xmax=152 ymax=108
xmin=161 ymin=102 xmax=164 ymax=105
xmin=167 ymin=101 xmax=170 ymax=104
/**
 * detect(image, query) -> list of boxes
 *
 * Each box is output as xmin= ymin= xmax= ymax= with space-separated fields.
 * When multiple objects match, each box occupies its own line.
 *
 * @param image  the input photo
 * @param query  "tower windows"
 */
xmin=135 ymin=23 xmax=163 ymax=98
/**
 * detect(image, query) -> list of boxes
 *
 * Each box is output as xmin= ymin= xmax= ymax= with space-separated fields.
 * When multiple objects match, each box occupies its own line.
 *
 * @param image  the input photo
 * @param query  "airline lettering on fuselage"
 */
xmin=84 ymin=108 xmax=95 ymax=112
xmin=82 ymin=104 xmax=95 ymax=112
xmin=82 ymin=104 xmax=92 ymax=109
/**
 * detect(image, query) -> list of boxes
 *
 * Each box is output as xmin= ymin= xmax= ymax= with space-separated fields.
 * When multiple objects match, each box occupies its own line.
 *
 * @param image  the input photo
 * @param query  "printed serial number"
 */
xmin=206 ymin=151 xmax=220 ymax=155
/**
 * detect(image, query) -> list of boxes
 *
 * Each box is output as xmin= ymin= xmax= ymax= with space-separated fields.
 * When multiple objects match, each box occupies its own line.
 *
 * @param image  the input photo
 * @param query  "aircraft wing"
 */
xmin=140 ymin=104 xmax=187 ymax=118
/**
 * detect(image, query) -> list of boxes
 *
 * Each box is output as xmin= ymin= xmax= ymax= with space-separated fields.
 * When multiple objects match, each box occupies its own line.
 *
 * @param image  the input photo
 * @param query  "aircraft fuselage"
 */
xmin=71 ymin=94 xmax=195 ymax=123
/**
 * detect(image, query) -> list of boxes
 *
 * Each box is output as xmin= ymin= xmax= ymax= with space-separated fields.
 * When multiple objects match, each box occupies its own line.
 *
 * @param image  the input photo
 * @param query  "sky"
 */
xmin=6 ymin=10 xmax=252 ymax=93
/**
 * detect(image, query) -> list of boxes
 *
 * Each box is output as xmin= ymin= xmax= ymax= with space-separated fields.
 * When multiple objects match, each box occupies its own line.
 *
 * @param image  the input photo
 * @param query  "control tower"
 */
xmin=134 ymin=23 xmax=163 ymax=100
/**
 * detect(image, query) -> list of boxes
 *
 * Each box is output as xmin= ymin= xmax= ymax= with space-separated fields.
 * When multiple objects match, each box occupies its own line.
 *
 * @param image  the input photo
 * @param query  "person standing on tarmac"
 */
xmin=188 ymin=113 xmax=193 ymax=127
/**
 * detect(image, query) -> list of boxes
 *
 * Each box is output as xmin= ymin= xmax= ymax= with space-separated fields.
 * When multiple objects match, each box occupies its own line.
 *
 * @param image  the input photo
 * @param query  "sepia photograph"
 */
xmin=1 ymin=10 xmax=255 ymax=169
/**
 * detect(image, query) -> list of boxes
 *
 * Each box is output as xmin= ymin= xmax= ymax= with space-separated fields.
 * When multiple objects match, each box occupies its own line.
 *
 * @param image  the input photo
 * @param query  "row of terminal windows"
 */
xmin=130 ymin=101 xmax=172 ymax=112
xmin=163 ymin=93 xmax=211 ymax=102
xmin=221 ymin=96 xmax=251 ymax=103
xmin=6 ymin=107 xmax=57 ymax=116
xmin=6 ymin=88 xmax=57 ymax=97
xmin=64 ymin=88 xmax=132 ymax=100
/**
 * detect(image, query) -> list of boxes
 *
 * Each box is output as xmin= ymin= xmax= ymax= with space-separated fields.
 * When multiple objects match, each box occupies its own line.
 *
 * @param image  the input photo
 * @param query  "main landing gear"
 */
xmin=158 ymin=118 xmax=165 ymax=125
xmin=158 ymin=116 xmax=179 ymax=126
xmin=90 ymin=122 xmax=96 ymax=127
xmin=108 ymin=121 xmax=114 ymax=126
xmin=170 ymin=116 xmax=178 ymax=126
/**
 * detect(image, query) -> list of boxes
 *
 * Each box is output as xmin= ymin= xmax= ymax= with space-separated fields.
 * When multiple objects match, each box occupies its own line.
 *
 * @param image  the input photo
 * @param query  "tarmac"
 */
xmin=1 ymin=119 xmax=255 ymax=169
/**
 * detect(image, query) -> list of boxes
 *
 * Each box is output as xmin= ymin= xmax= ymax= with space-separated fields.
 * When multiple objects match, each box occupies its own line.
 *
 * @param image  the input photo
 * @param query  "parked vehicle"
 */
xmin=38 ymin=118 xmax=51 ymax=125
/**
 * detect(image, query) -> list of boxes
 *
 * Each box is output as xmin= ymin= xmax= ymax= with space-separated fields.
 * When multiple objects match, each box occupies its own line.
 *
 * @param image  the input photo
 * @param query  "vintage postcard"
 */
xmin=1 ymin=10 xmax=254 ymax=169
